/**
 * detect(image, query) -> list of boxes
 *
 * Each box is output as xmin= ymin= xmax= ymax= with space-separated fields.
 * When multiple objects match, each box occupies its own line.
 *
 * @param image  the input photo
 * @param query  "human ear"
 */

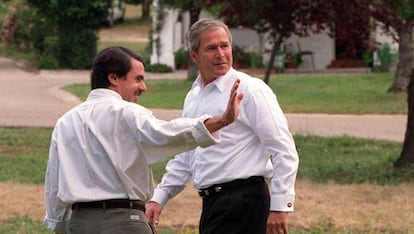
xmin=189 ymin=50 xmax=198 ymax=64
xmin=108 ymin=73 xmax=118 ymax=85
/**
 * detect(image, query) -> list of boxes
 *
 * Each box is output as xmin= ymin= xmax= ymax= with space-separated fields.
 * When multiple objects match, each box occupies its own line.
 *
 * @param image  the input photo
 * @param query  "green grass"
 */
xmin=0 ymin=216 xmax=51 ymax=234
xmin=1 ymin=127 xmax=410 ymax=186
xmin=0 ymin=127 xmax=51 ymax=184
xmin=64 ymin=73 xmax=407 ymax=114
xmin=270 ymin=73 xmax=406 ymax=114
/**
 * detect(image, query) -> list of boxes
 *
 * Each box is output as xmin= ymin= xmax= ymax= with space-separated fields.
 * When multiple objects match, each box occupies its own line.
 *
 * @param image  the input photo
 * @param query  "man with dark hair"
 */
xmin=147 ymin=19 xmax=299 ymax=234
xmin=43 ymin=46 xmax=243 ymax=234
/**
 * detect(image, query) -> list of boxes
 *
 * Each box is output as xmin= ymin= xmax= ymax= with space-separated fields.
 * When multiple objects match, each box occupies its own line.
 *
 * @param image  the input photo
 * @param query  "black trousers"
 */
xmin=199 ymin=177 xmax=270 ymax=234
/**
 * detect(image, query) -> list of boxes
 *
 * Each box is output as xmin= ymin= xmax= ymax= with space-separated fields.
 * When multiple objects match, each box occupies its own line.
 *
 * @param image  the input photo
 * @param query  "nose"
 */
xmin=216 ymin=48 xmax=225 ymax=58
xmin=140 ymin=81 xmax=147 ymax=92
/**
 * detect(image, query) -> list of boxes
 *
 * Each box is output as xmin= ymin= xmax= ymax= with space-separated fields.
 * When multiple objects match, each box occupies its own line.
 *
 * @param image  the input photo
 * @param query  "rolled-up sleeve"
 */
xmin=44 ymin=133 xmax=71 ymax=232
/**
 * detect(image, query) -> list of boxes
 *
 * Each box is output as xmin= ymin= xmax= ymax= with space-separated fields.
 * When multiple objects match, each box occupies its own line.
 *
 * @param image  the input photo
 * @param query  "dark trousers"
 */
xmin=199 ymin=177 xmax=270 ymax=234
xmin=67 ymin=208 xmax=153 ymax=234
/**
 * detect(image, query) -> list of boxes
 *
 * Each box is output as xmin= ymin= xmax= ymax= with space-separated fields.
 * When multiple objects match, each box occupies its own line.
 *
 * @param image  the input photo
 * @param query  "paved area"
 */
xmin=0 ymin=57 xmax=407 ymax=142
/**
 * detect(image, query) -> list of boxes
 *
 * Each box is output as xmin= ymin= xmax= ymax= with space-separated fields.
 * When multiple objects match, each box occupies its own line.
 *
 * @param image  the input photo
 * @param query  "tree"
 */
xmin=27 ymin=0 xmax=108 ymax=69
xmin=379 ymin=0 xmax=414 ymax=92
xmin=205 ymin=0 xmax=398 ymax=84
xmin=204 ymin=0 xmax=318 ymax=84
xmin=376 ymin=0 xmax=414 ymax=167
xmin=125 ymin=0 xmax=152 ymax=19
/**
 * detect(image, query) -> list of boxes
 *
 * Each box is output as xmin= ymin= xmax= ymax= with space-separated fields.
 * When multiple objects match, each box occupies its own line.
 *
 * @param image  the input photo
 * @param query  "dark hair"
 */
xmin=90 ymin=46 xmax=145 ymax=89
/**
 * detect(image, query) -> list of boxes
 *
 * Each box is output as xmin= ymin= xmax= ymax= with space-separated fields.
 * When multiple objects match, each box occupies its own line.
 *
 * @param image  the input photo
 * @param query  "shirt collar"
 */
xmin=87 ymin=88 xmax=123 ymax=101
xmin=193 ymin=68 xmax=236 ymax=93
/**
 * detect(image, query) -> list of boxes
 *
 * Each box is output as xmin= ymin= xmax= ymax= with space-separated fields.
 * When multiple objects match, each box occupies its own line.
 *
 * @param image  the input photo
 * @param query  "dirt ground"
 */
xmin=2 ymin=181 xmax=413 ymax=232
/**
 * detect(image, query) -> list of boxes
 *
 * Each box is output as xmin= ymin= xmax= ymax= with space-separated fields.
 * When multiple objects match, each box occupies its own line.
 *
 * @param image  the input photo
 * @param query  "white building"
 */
xmin=150 ymin=4 xmax=398 ymax=71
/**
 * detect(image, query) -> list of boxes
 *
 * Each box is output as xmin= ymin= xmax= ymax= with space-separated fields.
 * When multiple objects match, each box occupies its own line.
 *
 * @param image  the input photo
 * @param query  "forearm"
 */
xmin=204 ymin=114 xmax=229 ymax=133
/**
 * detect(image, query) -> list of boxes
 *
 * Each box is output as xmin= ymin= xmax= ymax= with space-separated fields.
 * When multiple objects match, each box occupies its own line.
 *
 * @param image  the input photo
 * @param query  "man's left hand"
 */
xmin=266 ymin=211 xmax=288 ymax=234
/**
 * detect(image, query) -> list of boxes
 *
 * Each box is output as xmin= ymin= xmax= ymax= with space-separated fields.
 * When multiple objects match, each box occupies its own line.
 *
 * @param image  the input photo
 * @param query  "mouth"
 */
xmin=214 ymin=62 xmax=227 ymax=67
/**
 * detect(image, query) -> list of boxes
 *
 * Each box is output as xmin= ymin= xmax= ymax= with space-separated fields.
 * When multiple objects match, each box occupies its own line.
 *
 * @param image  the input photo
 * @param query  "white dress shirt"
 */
xmin=44 ymin=88 xmax=220 ymax=232
xmin=152 ymin=68 xmax=299 ymax=212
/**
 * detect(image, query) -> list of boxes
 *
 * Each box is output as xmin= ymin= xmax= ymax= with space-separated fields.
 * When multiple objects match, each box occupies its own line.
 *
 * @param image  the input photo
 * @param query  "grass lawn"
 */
xmin=64 ymin=72 xmax=407 ymax=114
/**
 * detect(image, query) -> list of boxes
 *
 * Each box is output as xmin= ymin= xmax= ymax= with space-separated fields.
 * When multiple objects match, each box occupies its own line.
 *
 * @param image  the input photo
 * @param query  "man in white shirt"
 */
xmin=146 ymin=19 xmax=299 ymax=234
xmin=43 ymin=46 xmax=243 ymax=234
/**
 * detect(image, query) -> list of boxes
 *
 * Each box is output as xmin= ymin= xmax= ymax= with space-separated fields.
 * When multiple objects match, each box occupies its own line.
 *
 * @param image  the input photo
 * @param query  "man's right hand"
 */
xmin=146 ymin=201 xmax=162 ymax=233
xmin=204 ymin=79 xmax=244 ymax=133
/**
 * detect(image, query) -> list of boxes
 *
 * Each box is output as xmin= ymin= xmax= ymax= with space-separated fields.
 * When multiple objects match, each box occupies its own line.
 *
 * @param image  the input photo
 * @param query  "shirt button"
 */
xmin=287 ymin=203 xmax=292 ymax=207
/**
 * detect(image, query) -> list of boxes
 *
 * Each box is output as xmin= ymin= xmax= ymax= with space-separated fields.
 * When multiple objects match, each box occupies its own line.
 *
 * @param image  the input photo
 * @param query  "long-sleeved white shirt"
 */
xmin=44 ymin=88 xmax=220 ymax=232
xmin=152 ymin=68 xmax=299 ymax=212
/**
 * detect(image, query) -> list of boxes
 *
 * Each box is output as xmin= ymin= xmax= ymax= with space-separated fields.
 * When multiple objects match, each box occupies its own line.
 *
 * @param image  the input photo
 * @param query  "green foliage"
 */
xmin=145 ymin=63 xmax=173 ymax=73
xmin=174 ymin=47 xmax=189 ymax=69
xmin=232 ymin=46 xmax=264 ymax=69
xmin=37 ymin=53 xmax=60 ymax=70
xmin=25 ymin=0 xmax=108 ymax=69
xmin=374 ymin=43 xmax=398 ymax=73
xmin=57 ymin=29 xmax=98 ymax=69
xmin=125 ymin=0 xmax=144 ymax=4
xmin=363 ymin=43 xmax=398 ymax=73
xmin=383 ymin=0 xmax=414 ymax=21
xmin=232 ymin=45 xmax=249 ymax=68
xmin=246 ymin=50 xmax=264 ymax=68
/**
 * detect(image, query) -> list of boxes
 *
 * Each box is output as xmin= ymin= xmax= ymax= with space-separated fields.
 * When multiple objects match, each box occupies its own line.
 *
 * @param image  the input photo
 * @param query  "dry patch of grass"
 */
xmin=2 ymin=181 xmax=413 ymax=233
xmin=0 ymin=182 xmax=44 ymax=222
xmin=98 ymin=24 xmax=149 ymax=42
xmin=158 ymin=181 xmax=414 ymax=233
xmin=291 ymin=180 xmax=414 ymax=232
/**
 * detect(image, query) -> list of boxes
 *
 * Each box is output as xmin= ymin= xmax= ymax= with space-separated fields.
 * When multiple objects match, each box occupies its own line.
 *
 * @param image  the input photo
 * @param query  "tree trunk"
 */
xmin=263 ymin=36 xmax=283 ymax=84
xmin=141 ymin=0 xmax=152 ymax=19
xmin=387 ymin=21 xmax=414 ymax=93
xmin=395 ymin=71 xmax=414 ymax=168
xmin=186 ymin=5 xmax=201 ymax=81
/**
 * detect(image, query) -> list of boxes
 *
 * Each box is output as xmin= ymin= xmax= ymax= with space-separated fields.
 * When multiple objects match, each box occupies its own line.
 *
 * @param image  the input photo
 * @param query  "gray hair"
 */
xmin=186 ymin=18 xmax=232 ymax=52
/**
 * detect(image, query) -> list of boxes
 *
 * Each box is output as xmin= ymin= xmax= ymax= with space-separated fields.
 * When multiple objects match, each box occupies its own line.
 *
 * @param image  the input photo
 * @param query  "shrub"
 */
xmin=246 ymin=51 xmax=264 ymax=68
xmin=363 ymin=43 xmax=398 ymax=73
xmin=27 ymin=0 xmax=108 ymax=69
xmin=232 ymin=45 xmax=249 ymax=68
xmin=174 ymin=47 xmax=188 ymax=69
xmin=145 ymin=63 xmax=172 ymax=73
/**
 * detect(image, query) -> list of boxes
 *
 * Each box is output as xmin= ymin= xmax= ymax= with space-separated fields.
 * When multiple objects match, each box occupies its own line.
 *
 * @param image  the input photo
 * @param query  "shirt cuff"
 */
xmin=192 ymin=115 xmax=220 ymax=147
xmin=43 ymin=218 xmax=67 ymax=233
xmin=151 ymin=188 xmax=171 ymax=207
xmin=270 ymin=194 xmax=295 ymax=212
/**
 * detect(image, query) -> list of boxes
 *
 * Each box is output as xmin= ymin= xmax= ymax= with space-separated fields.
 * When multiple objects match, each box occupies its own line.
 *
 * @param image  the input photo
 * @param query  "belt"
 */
xmin=72 ymin=199 xmax=145 ymax=212
xmin=198 ymin=176 xmax=264 ymax=198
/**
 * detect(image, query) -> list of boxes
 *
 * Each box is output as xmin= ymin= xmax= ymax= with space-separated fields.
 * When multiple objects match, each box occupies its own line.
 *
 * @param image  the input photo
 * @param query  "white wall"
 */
xmin=150 ymin=5 xmax=397 ymax=71
xmin=283 ymin=32 xmax=335 ymax=70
